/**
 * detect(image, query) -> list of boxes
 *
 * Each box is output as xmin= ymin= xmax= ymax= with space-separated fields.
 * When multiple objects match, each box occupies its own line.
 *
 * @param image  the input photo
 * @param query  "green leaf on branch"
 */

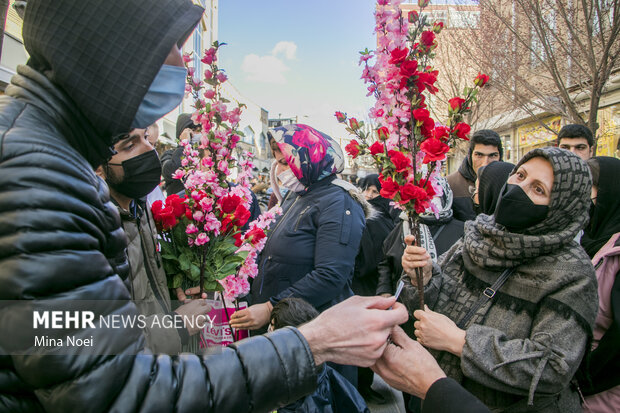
xmin=214 ymin=253 xmax=224 ymax=269
xmin=163 ymin=261 xmax=179 ymax=277
xmin=236 ymin=250 xmax=250 ymax=261
xmin=202 ymin=280 xmax=222 ymax=292
xmin=219 ymin=262 xmax=240 ymax=278
xmin=178 ymin=253 xmax=191 ymax=271
xmin=190 ymin=263 xmax=201 ymax=281
xmin=172 ymin=274 xmax=183 ymax=289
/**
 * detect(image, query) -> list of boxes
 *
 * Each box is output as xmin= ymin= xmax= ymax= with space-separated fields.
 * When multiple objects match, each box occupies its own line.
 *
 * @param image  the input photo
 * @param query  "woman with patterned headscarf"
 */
xmin=398 ymin=147 xmax=598 ymax=412
xmin=230 ymin=124 xmax=369 ymax=382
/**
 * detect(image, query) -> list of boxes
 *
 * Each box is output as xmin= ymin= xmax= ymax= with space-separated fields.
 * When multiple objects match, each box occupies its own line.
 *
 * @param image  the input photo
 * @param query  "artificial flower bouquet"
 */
xmin=152 ymin=42 xmax=280 ymax=343
xmin=340 ymin=0 xmax=489 ymax=306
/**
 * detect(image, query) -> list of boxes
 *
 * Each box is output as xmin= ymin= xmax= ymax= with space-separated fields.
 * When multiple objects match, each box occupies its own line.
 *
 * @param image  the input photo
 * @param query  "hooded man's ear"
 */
xmin=95 ymin=165 xmax=106 ymax=179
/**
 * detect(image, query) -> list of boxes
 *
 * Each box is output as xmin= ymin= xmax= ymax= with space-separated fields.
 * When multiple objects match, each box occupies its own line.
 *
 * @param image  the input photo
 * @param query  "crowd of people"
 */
xmin=0 ymin=1 xmax=618 ymax=413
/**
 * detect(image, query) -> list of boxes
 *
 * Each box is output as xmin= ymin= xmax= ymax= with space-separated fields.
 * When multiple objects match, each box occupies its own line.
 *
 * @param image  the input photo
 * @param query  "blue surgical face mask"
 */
xmin=131 ymin=64 xmax=187 ymax=129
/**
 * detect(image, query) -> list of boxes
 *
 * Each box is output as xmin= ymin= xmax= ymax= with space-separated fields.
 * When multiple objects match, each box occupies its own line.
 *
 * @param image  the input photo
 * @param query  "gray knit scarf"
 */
xmin=433 ymin=148 xmax=598 ymax=386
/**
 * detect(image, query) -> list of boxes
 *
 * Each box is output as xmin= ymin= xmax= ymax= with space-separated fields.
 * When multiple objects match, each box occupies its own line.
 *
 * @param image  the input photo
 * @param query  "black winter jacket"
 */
xmin=0 ymin=1 xmax=318 ymax=411
xmin=250 ymin=176 xmax=365 ymax=312
xmin=353 ymin=196 xmax=396 ymax=297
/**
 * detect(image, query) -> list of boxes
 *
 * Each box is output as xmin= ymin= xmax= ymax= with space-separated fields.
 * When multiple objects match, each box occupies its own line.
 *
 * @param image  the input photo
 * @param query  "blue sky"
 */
xmin=218 ymin=0 xmax=379 ymax=141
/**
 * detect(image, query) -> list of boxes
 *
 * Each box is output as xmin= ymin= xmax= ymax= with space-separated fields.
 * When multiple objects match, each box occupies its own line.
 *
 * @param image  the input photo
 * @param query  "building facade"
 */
xmin=471 ymin=0 xmax=620 ymax=164
xmin=0 ymin=0 xmax=28 ymax=92
xmin=158 ymin=0 xmax=219 ymax=145
xmin=385 ymin=1 xmax=482 ymax=173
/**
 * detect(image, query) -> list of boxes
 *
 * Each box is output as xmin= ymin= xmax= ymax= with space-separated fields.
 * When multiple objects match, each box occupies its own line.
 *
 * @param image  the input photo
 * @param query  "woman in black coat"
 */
xmin=353 ymin=174 xmax=397 ymax=298
xmin=231 ymin=124 xmax=368 ymax=386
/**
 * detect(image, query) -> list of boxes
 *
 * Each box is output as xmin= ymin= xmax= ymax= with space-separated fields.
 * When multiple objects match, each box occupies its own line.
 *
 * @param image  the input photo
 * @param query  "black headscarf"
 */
xmin=360 ymin=174 xmax=381 ymax=192
xmin=477 ymin=161 xmax=515 ymax=215
xmin=581 ymin=156 xmax=620 ymax=258
xmin=361 ymin=174 xmax=392 ymax=218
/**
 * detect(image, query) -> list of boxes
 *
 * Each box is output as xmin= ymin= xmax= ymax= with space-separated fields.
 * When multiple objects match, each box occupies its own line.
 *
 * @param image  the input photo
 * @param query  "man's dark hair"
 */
xmin=557 ymin=124 xmax=594 ymax=147
xmin=469 ymin=129 xmax=503 ymax=160
xmin=270 ymin=298 xmax=319 ymax=330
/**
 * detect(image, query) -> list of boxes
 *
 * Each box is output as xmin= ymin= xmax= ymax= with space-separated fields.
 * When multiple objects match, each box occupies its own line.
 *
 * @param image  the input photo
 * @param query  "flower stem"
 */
xmin=408 ymin=215 xmax=425 ymax=309
xmin=199 ymin=245 xmax=206 ymax=296
xmin=220 ymin=295 xmax=237 ymax=343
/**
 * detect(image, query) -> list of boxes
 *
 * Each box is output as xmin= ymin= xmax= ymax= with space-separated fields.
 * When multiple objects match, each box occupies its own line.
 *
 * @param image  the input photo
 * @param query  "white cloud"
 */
xmin=241 ymin=41 xmax=298 ymax=84
xmin=241 ymin=53 xmax=290 ymax=84
xmin=272 ymin=41 xmax=297 ymax=60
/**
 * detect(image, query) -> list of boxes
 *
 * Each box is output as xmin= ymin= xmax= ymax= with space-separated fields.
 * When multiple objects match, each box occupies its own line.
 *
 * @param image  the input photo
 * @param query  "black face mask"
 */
xmin=107 ymin=150 xmax=162 ymax=199
xmin=494 ymin=183 xmax=549 ymax=232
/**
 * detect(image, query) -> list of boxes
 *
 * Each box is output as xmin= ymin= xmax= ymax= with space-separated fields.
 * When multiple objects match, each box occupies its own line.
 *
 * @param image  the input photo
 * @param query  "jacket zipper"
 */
xmin=259 ymin=196 xmax=300 ymax=294
xmin=294 ymin=205 xmax=312 ymax=231
xmin=264 ymin=195 xmax=300 ymax=247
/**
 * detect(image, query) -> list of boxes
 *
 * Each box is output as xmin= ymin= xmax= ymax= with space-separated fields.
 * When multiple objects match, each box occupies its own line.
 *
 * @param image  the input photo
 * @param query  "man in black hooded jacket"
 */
xmin=0 ymin=1 xmax=409 ymax=411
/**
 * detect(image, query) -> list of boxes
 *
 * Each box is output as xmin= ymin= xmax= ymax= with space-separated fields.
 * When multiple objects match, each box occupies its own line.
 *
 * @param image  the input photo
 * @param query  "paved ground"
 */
xmin=366 ymin=375 xmax=406 ymax=413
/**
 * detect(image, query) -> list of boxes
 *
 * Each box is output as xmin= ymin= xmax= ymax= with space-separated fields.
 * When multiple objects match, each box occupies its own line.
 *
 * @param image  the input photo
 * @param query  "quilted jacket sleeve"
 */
xmin=0 ymin=102 xmax=317 ymax=413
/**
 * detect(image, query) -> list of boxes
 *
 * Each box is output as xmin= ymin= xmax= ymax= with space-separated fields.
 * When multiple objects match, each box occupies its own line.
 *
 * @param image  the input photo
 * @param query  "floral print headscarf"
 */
xmin=268 ymin=124 xmax=344 ymax=188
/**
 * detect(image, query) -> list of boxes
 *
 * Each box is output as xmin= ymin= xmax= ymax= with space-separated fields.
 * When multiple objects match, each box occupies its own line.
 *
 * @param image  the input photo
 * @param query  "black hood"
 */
xmin=19 ymin=0 xmax=203 ymax=166
xmin=176 ymin=113 xmax=197 ymax=139
xmin=458 ymin=155 xmax=477 ymax=183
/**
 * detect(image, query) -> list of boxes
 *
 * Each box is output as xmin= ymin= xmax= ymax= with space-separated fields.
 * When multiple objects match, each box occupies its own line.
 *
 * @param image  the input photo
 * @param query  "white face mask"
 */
xmin=278 ymin=168 xmax=306 ymax=193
